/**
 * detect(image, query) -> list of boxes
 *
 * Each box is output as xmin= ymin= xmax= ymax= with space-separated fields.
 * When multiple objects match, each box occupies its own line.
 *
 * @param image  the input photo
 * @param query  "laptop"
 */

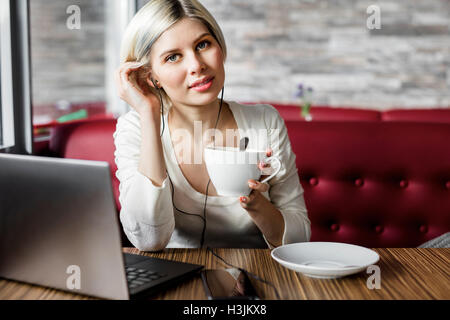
xmin=0 ymin=153 xmax=203 ymax=300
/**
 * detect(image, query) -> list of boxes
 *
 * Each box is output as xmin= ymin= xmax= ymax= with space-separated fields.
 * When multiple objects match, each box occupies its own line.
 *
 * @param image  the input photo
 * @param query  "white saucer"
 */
xmin=271 ymin=242 xmax=380 ymax=279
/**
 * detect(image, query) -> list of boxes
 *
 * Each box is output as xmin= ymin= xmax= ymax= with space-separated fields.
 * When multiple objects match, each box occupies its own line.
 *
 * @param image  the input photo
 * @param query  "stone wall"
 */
xmin=30 ymin=0 xmax=450 ymax=110
xmin=29 ymin=0 xmax=105 ymax=110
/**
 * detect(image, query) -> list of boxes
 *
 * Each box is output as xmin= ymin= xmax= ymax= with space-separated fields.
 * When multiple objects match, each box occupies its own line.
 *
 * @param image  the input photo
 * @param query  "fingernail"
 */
xmin=240 ymin=196 xmax=247 ymax=203
xmin=248 ymin=182 xmax=256 ymax=187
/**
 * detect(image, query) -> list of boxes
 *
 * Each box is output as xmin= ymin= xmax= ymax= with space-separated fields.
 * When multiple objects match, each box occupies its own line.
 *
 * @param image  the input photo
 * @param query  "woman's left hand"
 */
xmin=238 ymin=179 xmax=270 ymax=210
xmin=239 ymin=147 xmax=272 ymax=209
xmin=238 ymin=148 xmax=285 ymax=247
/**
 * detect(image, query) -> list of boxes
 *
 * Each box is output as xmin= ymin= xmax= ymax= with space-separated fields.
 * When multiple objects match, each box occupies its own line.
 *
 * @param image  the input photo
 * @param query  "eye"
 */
xmin=196 ymin=40 xmax=210 ymax=50
xmin=166 ymin=54 xmax=179 ymax=63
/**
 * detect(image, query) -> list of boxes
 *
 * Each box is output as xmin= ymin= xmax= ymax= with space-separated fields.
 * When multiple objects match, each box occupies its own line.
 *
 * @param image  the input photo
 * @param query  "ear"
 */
xmin=146 ymin=74 xmax=160 ymax=89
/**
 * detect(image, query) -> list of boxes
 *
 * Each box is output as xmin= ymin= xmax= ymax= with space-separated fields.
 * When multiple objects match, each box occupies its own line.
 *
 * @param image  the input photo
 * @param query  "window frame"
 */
xmin=2 ymin=0 xmax=138 ymax=152
xmin=0 ymin=0 xmax=32 ymax=154
xmin=0 ymin=0 xmax=15 ymax=150
xmin=106 ymin=0 xmax=138 ymax=116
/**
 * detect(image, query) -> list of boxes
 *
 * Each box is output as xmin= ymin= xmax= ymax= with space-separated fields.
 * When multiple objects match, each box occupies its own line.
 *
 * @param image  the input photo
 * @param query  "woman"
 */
xmin=114 ymin=0 xmax=310 ymax=251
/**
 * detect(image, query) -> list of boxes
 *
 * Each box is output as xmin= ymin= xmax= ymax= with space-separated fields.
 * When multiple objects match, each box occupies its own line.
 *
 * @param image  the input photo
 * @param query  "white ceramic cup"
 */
xmin=204 ymin=146 xmax=282 ymax=197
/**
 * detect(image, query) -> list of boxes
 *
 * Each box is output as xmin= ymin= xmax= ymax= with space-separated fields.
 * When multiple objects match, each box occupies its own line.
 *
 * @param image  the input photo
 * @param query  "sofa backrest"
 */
xmin=382 ymin=109 xmax=450 ymax=123
xmin=47 ymin=111 xmax=450 ymax=248
xmin=271 ymin=104 xmax=382 ymax=121
xmin=285 ymin=120 xmax=450 ymax=247
xmin=265 ymin=103 xmax=450 ymax=123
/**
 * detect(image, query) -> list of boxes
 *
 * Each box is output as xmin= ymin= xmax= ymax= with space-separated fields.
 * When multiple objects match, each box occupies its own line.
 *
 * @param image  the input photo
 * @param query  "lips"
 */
xmin=189 ymin=76 xmax=214 ymax=89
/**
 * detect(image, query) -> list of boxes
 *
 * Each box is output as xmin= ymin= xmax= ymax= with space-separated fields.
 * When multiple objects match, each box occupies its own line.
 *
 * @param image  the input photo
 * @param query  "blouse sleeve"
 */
xmin=262 ymin=105 xmax=311 ymax=248
xmin=113 ymin=111 xmax=175 ymax=251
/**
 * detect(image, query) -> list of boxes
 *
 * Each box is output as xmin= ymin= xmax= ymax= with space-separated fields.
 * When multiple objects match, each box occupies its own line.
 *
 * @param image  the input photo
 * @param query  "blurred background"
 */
xmin=28 ymin=0 xmax=449 ymax=127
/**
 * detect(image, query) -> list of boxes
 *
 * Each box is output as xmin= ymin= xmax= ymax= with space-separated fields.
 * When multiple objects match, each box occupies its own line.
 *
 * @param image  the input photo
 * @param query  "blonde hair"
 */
xmin=120 ymin=0 xmax=227 ymax=114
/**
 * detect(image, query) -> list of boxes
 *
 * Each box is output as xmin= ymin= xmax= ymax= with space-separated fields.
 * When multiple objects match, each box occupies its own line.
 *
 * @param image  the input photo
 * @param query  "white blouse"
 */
xmin=113 ymin=101 xmax=311 ymax=251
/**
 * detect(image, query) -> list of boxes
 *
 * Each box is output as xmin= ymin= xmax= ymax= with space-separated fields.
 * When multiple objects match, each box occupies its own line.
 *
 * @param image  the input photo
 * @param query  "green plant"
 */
xmin=295 ymin=83 xmax=314 ymax=121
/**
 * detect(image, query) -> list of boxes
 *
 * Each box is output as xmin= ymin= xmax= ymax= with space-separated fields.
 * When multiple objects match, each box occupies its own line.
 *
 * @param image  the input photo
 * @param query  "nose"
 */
xmin=188 ymin=53 xmax=206 ymax=75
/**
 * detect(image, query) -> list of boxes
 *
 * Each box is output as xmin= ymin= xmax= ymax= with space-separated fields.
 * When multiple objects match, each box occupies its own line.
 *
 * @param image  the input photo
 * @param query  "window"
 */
xmin=0 ymin=0 xmax=15 ymax=151
xmin=29 ymin=0 xmax=135 ymax=144
xmin=29 ymin=0 xmax=109 ymax=141
xmin=2 ymin=0 xmax=138 ymax=152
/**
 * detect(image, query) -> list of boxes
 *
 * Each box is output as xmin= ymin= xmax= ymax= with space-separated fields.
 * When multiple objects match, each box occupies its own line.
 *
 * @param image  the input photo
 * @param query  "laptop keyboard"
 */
xmin=126 ymin=266 xmax=168 ymax=289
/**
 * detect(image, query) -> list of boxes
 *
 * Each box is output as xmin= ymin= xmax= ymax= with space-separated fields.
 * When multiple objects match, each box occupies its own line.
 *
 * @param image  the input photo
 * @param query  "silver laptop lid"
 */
xmin=0 ymin=153 xmax=129 ymax=300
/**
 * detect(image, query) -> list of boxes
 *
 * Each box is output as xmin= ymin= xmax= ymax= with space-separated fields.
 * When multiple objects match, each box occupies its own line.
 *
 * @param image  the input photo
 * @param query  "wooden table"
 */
xmin=0 ymin=248 xmax=448 ymax=300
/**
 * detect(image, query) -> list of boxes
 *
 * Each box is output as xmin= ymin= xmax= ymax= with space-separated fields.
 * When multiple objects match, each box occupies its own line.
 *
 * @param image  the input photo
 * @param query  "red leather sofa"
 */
xmin=45 ymin=104 xmax=450 ymax=248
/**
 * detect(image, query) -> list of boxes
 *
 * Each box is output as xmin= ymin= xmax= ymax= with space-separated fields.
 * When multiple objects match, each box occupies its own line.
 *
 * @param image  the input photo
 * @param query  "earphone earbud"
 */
xmin=151 ymin=78 xmax=160 ymax=89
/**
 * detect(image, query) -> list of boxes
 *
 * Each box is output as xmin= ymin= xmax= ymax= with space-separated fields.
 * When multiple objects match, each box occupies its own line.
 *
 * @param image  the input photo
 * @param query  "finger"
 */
xmin=122 ymin=65 xmax=137 ymax=84
xmin=114 ymin=68 xmax=122 ymax=90
xmin=121 ymin=62 xmax=144 ymax=84
xmin=248 ymin=179 xmax=269 ymax=193
xmin=248 ymin=190 xmax=257 ymax=202
xmin=239 ymin=190 xmax=258 ymax=209
xmin=239 ymin=195 xmax=249 ymax=208
xmin=116 ymin=66 xmax=130 ymax=97
xmin=117 ymin=62 xmax=141 ymax=78
xmin=124 ymin=63 xmax=144 ymax=76
xmin=258 ymin=161 xmax=271 ymax=171
xmin=120 ymin=65 xmax=131 ymax=85
xmin=123 ymin=61 xmax=145 ymax=70
xmin=116 ymin=65 xmax=127 ymax=84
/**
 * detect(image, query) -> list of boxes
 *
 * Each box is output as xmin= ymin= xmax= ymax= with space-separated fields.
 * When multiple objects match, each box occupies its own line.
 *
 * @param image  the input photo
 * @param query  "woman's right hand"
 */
xmin=115 ymin=62 xmax=161 ymax=116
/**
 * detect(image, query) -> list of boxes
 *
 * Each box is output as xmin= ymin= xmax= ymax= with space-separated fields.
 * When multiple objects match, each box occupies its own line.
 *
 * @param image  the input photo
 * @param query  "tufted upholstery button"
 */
xmin=354 ymin=178 xmax=364 ymax=187
xmin=309 ymin=177 xmax=318 ymax=186
xmin=330 ymin=223 xmax=340 ymax=232
xmin=419 ymin=225 xmax=428 ymax=233
xmin=446 ymin=181 xmax=450 ymax=189
xmin=399 ymin=179 xmax=409 ymax=188
xmin=374 ymin=225 xmax=384 ymax=234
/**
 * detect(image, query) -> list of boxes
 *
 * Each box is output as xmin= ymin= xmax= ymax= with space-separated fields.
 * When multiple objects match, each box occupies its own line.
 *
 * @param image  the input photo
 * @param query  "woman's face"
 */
xmin=149 ymin=18 xmax=225 ymax=108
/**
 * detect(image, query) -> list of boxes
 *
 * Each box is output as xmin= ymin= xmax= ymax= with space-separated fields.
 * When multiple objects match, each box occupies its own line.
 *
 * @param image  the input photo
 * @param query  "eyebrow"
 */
xmin=159 ymin=32 xmax=212 ymax=58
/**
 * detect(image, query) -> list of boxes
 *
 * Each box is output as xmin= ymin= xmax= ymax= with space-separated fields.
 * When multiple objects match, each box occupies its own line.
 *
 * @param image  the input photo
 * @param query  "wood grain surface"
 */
xmin=0 ymin=248 xmax=448 ymax=300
